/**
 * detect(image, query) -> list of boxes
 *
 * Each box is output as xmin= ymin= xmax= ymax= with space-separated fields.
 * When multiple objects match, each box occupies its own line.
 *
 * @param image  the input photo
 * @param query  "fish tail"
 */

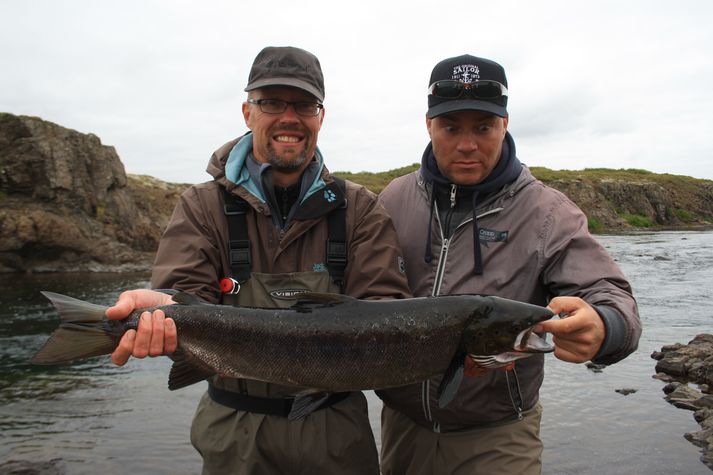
xmin=31 ymin=292 xmax=117 ymax=364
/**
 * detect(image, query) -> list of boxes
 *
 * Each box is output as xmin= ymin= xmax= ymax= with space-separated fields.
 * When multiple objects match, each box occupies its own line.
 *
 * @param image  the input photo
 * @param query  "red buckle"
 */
xmin=220 ymin=277 xmax=240 ymax=295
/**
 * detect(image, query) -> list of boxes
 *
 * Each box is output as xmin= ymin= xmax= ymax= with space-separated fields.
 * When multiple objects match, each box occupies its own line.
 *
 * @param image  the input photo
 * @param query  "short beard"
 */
xmin=265 ymin=142 xmax=310 ymax=172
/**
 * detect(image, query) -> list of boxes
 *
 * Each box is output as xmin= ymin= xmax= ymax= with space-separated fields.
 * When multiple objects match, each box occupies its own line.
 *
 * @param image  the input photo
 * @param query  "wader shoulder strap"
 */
xmin=326 ymin=177 xmax=348 ymax=293
xmin=222 ymin=188 xmax=251 ymax=283
xmin=222 ymin=179 xmax=348 ymax=291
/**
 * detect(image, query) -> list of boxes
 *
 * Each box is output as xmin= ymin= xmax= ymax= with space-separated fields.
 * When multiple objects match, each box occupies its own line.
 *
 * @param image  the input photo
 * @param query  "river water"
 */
xmin=1 ymin=231 xmax=712 ymax=474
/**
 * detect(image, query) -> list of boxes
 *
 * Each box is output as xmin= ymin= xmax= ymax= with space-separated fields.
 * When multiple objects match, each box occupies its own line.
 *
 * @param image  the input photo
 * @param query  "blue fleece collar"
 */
xmin=224 ymin=133 xmax=328 ymax=203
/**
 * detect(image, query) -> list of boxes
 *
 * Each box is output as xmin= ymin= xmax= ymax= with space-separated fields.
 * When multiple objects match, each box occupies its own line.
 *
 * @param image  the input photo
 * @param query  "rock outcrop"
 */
xmin=652 ymin=334 xmax=713 ymax=470
xmin=0 ymin=113 xmax=189 ymax=273
xmin=544 ymin=175 xmax=713 ymax=230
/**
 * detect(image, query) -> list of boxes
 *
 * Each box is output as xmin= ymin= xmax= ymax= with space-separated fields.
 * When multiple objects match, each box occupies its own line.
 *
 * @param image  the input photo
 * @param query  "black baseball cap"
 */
xmin=244 ymin=46 xmax=325 ymax=102
xmin=427 ymin=54 xmax=508 ymax=119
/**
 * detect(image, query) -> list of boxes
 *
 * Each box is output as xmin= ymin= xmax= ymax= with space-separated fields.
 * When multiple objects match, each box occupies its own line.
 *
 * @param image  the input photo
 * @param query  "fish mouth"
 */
xmin=513 ymin=327 xmax=555 ymax=353
xmin=469 ymin=326 xmax=555 ymax=369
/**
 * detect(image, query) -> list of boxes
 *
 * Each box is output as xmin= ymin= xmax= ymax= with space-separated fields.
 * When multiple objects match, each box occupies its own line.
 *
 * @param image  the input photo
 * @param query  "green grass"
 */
xmin=620 ymin=213 xmax=654 ymax=228
xmin=334 ymin=164 xmax=420 ymax=194
xmin=587 ymin=217 xmax=604 ymax=233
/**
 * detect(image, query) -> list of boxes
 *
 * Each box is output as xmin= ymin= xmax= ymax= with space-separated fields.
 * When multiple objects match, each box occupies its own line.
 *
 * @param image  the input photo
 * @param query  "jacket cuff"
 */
xmin=591 ymin=305 xmax=627 ymax=365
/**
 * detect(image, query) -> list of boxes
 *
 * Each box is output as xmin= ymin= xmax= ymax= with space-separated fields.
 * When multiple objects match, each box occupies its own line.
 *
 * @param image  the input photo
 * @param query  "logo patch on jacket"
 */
xmin=323 ymin=189 xmax=337 ymax=202
xmin=479 ymin=228 xmax=508 ymax=245
xmin=270 ymin=289 xmax=310 ymax=300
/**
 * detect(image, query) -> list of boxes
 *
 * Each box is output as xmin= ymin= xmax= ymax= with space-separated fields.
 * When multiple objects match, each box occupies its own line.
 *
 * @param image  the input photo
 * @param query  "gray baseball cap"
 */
xmin=244 ymin=46 xmax=325 ymax=102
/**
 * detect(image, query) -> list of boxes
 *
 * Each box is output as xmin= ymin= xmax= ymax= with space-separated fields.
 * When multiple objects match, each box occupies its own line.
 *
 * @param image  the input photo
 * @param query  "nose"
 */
xmin=456 ymin=133 xmax=479 ymax=153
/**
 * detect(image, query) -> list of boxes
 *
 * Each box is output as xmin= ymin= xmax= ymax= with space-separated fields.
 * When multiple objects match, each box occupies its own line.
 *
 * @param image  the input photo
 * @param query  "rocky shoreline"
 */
xmin=652 ymin=334 xmax=713 ymax=470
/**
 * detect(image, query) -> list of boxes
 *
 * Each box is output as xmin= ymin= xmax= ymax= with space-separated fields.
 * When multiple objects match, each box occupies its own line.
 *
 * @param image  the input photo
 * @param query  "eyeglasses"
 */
xmin=428 ymin=80 xmax=508 ymax=100
xmin=246 ymin=99 xmax=324 ymax=117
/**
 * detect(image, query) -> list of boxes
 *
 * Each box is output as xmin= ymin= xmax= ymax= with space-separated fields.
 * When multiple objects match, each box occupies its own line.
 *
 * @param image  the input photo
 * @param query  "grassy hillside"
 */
xmin=334 ymin=165 xmax=713 ymax=232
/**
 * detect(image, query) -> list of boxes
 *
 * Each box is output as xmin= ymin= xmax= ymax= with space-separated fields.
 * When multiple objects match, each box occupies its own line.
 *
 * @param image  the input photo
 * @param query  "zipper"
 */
xmin=432 ymin=185 xmax=458 ymax=297
xmin=421 ymin=188 xmax=507 ymax=430
xmin=505 ymin=369 xmax=524 ymax=420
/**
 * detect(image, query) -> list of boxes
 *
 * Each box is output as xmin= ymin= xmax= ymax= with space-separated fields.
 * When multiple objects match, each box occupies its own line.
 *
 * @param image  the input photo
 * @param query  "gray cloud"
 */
xmin=1 ymin=0 xmax=712 ymax=183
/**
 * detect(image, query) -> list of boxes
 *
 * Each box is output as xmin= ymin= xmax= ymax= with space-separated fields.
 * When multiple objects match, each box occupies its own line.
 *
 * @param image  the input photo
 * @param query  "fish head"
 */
xmin=460 ymin=295 xmax=555 ymax=356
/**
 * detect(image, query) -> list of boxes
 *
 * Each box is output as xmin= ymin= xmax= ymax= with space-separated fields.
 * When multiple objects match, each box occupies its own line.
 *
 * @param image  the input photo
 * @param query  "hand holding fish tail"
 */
xmin=535 ymin=296 xmax=605 ymax=363
xmin=107 ymin=290 xmax=178 ymax=366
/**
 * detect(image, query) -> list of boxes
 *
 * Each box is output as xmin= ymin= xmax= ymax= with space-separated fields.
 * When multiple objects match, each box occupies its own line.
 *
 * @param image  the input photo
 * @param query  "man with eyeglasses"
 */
xmin=105 ymin=46 xmax=410 ymax=474
xmin=376 ymin=54 xmax=641 ymax=474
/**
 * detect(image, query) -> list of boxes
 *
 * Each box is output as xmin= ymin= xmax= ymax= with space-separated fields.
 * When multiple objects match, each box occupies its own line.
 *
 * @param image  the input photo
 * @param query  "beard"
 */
xmin=265 ymin=141 xmax=310 ymax=171
xmin=264 ymin=125 xmax=313 ymax=172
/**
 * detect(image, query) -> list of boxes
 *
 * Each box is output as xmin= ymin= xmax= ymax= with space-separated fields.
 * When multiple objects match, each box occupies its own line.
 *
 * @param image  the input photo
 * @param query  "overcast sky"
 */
xmin=2 ymin=1 xmax=712 ymax=184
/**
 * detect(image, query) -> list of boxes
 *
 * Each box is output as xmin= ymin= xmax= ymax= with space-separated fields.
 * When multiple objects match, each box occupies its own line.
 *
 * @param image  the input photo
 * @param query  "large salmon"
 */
xmin=31 ymin=291 xmax=554 ymax=416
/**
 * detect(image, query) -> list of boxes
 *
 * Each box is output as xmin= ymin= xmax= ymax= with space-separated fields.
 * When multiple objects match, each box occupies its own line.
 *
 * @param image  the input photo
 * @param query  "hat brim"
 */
xmin=427 ymin=99 xmax=507 ymax=119
xmin=244 ymin=78 xmax=324 ymax=102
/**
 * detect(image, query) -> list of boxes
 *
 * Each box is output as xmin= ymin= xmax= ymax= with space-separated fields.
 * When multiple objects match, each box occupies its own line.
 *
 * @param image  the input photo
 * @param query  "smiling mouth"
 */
xmin=274 ymin=135 xmax=302 ymax=144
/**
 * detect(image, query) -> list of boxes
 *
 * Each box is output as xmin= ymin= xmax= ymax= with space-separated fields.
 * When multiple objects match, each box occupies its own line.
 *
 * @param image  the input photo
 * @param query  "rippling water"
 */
xmin=1 ymin=231 xmax=712 ymax=474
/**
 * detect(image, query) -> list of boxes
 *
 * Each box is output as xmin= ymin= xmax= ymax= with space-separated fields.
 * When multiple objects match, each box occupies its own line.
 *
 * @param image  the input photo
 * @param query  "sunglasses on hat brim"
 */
xmin=428 ymin=80 xmax=508 ymax=100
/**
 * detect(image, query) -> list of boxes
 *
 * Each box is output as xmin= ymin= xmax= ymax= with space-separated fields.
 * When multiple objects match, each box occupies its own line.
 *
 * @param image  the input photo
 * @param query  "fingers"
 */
xmin=132 ymin=312 xmax=154 ymax=358
xmin=537 ymin=296 xmax=605 ymax=363
xmin=549 ymin=335 xmax=593 ymax=363
xmin=111 ymin=330 xmax=136 ymax=366
xmin=109 ymin=310 xmax=177 ymax=366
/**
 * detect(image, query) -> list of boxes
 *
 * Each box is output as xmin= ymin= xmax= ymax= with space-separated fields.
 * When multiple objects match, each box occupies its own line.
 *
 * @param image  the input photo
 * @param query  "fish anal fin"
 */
xmin=437 ymin=352 xmax=466 ymax=409
xmin=168 ymin=348 xmax=216 ymax=390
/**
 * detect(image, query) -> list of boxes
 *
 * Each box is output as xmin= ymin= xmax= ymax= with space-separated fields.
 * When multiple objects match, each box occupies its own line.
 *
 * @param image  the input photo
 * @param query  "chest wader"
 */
xmin=211 ymin=179 xmax=349 ymax=407
xmin=190 ymin=181 xmax=380 ymax=475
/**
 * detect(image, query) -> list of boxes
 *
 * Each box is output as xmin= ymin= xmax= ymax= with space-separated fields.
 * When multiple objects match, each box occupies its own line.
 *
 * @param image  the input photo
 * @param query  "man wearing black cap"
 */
xmin=106 ymin=46 xmax=410 ymax=474
xmin=376 ymin=55 xmax=641 ymax=474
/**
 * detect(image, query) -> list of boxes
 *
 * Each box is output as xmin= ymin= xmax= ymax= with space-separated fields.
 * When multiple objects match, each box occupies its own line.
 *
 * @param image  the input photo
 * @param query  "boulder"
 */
xmin=653 ymin=333 xmax=713 ymax=469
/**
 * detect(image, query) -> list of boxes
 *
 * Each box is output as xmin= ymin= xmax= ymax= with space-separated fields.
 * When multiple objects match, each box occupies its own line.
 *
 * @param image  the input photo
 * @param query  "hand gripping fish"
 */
xmin=31 ymin=291 xmax=554 ymax=418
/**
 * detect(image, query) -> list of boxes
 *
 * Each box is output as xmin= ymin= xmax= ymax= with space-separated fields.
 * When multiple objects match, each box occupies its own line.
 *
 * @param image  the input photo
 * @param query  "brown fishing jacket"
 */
xmin=150 ymin=134 xmax=411 ymax=303
xmin=377 ymin=165 xmax=641 ymax=432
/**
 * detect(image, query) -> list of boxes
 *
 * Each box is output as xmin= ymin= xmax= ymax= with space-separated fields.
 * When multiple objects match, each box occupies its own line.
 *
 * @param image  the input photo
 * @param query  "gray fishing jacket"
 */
xmin=377 ymin=165 xmax=641 ymax=432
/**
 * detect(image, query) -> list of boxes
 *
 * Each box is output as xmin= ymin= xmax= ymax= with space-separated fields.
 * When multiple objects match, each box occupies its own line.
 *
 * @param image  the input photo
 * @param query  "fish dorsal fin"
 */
xmin=168 ymin=348 xmax=216 ymax=390
xmin=171 ymin=291 xmax=210 ymax=306
xmin=290 ymin=292 xmax=357 ymax=313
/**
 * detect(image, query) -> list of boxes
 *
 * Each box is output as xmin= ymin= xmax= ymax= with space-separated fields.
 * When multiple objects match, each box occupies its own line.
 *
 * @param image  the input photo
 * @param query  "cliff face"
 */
xmin=543 ymin=173 xmax=713 ymax=230
xmin=0 ymin=113 xmax=188 ymax=273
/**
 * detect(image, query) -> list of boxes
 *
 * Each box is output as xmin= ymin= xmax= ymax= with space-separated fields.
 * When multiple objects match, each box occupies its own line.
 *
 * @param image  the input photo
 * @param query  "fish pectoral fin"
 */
xmin=167 ymin=348 xmax=215 ymax=390
xmin=290 ymin=292 xmax=357 ymax=313
xmin=437 ymin=353 xmax=466 ymax=409
xmin=288 ymin=390 xmax=331 ymax=420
